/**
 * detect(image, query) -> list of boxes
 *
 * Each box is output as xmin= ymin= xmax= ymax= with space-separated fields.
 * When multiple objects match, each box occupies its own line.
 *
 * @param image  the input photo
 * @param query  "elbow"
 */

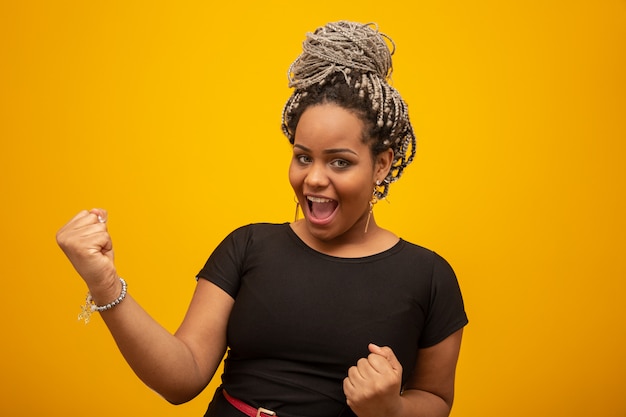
xmin=162 ymin=391 xmax=198 ymax=405
xmin=152 ymin=384 xmax=204 ymax=406
xmin=165 ymin=396 xmax=192 ymax=406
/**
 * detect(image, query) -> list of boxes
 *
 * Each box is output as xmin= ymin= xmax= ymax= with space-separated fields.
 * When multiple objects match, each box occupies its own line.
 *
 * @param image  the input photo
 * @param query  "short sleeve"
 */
xmin=196 ymin=225 xmax=252 ymax=299
xmin=418 ymin=253 xmax=468 ymax=348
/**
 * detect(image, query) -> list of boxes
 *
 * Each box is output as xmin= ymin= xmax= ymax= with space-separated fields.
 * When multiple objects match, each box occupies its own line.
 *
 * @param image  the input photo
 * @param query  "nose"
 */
xmin=304 ymin=162 xmax=329 ymax=189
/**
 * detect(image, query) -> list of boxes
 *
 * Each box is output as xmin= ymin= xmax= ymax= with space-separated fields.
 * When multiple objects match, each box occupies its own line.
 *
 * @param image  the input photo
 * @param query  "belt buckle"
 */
xmin=256 ymin=407 xmax=276 ymax=417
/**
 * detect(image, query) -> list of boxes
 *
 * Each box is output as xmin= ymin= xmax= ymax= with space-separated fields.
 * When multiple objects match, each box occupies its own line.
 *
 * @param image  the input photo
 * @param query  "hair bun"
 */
xmin=288 ymin=21 xmax=395 ymax=89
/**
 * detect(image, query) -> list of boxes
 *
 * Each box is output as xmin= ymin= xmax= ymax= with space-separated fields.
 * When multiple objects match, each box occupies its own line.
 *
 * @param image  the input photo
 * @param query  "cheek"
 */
xmin=339 ymin=177 xmax=373 ymax=205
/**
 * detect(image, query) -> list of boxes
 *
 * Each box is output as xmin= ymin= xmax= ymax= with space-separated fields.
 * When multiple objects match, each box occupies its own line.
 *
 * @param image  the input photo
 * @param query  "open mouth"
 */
xmin=306 ymin=196 xmax=338 ymax=221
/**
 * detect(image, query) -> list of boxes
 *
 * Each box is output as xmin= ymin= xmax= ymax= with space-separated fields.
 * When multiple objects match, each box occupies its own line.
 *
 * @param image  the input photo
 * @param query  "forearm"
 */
xmin=395 ymin=389 xmax=452 ymax=417
xmin=94 ymin=291 xmax=221 ymax=404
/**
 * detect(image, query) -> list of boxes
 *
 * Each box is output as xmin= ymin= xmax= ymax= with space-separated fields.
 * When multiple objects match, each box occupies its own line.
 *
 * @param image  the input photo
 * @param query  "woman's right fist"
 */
xmin=56 ymin=209 xmax=118 ymax=295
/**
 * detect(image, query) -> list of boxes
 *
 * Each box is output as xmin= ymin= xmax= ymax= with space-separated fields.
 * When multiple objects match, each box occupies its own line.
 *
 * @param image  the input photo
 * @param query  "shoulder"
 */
xmin=222 ymin=222 xmax=292 ymax=250
xmin=398 ymin=240 xmax=450 ymax=263
xmin=229 ymin=222 xmax=290 ymax=239
xmin=396 ymin=240 xmax=457 ymax=279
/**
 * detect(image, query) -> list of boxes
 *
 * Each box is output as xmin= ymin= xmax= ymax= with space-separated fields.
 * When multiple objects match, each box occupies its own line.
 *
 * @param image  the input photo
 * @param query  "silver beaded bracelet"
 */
xmin=78 ymin=277 xmax=127 ymax=324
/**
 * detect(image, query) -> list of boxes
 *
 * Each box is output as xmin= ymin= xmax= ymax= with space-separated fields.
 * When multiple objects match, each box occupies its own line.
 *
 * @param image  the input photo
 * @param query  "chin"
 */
xmin=303 ymin=221 xmax=340 ymax=242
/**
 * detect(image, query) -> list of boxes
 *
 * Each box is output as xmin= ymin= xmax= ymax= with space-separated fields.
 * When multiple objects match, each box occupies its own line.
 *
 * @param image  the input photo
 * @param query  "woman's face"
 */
xmin=289 ymin=103 xmax=391 ymax=243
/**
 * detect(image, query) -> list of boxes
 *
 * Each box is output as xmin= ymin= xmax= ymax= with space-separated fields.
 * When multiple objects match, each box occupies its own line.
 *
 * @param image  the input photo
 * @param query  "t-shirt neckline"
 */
xmin=282 ymin=222 xmax=405 ymax=262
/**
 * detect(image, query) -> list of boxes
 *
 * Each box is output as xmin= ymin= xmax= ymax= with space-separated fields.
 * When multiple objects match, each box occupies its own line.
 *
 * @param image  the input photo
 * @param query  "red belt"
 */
xmin=223 ymin=389 xmax=278 ymax=417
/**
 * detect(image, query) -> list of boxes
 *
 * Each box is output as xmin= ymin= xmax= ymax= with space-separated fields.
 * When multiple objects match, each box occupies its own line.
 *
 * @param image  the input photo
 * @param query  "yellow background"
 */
xmin=1 ymin=1 xmax=625 ymax=416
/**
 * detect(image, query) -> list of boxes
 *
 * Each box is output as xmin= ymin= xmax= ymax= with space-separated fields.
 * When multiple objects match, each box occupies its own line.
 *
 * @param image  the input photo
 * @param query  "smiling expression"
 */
xmin=289 ymin=103 xmax=392 ymax=243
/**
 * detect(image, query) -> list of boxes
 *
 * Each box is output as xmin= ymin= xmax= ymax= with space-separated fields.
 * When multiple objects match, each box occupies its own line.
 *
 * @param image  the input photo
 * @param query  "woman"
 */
xmin=57 ymin=21 xmax=467 ymax=417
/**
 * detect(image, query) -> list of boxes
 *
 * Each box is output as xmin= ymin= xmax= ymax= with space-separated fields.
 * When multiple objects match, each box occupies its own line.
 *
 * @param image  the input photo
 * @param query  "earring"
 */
xmin=294 ymin=196 xmax=301 ymax=222
xmin=364 ymin=181 xmax=381 ymax=233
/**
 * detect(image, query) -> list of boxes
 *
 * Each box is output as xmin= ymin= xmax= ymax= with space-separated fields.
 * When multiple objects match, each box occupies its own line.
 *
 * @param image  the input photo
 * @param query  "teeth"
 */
xmin=307 ymin=196 xmax=333 ymax=203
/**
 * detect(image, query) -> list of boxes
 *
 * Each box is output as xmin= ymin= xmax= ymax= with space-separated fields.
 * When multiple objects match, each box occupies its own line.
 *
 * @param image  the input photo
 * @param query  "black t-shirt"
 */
xmin=197 ymin=223 xmax=467 ymax=417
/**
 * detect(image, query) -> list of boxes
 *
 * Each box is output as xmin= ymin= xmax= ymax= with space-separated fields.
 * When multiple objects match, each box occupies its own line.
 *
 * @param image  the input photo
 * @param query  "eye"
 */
xmin=296 ymin=154 xmax=312 ymax=164
xmin=330 ymin=159 xmax=351 ymax=169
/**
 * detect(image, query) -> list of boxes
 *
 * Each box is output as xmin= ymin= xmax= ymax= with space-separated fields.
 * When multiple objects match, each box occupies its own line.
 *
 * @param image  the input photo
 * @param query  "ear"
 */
xmin=374 ymin=148 xmax=394 ymax=182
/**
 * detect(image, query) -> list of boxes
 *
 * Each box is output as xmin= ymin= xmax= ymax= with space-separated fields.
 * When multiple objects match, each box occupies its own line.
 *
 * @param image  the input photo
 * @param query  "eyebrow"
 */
xmin=293 ymin=144 xmax=358 ymax=156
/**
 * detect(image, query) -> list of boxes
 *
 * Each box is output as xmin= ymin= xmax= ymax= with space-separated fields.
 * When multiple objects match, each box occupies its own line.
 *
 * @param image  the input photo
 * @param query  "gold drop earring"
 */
xmin=364 ymin=180 xmax=381 ymax=233
xmin=294 ymin=196 xmax=301 ymax=222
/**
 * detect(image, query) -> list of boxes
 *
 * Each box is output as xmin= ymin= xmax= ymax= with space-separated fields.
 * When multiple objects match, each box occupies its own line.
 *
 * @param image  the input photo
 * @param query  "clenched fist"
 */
xmin=343 ymin=343 xmax=403 ymax=417
xmin=56 ymin=208 xmax=119 ymax=303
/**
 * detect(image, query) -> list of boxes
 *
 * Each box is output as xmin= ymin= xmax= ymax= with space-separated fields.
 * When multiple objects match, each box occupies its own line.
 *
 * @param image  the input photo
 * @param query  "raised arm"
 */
xmin=56 ymin=209 xmax=233 ymax=404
